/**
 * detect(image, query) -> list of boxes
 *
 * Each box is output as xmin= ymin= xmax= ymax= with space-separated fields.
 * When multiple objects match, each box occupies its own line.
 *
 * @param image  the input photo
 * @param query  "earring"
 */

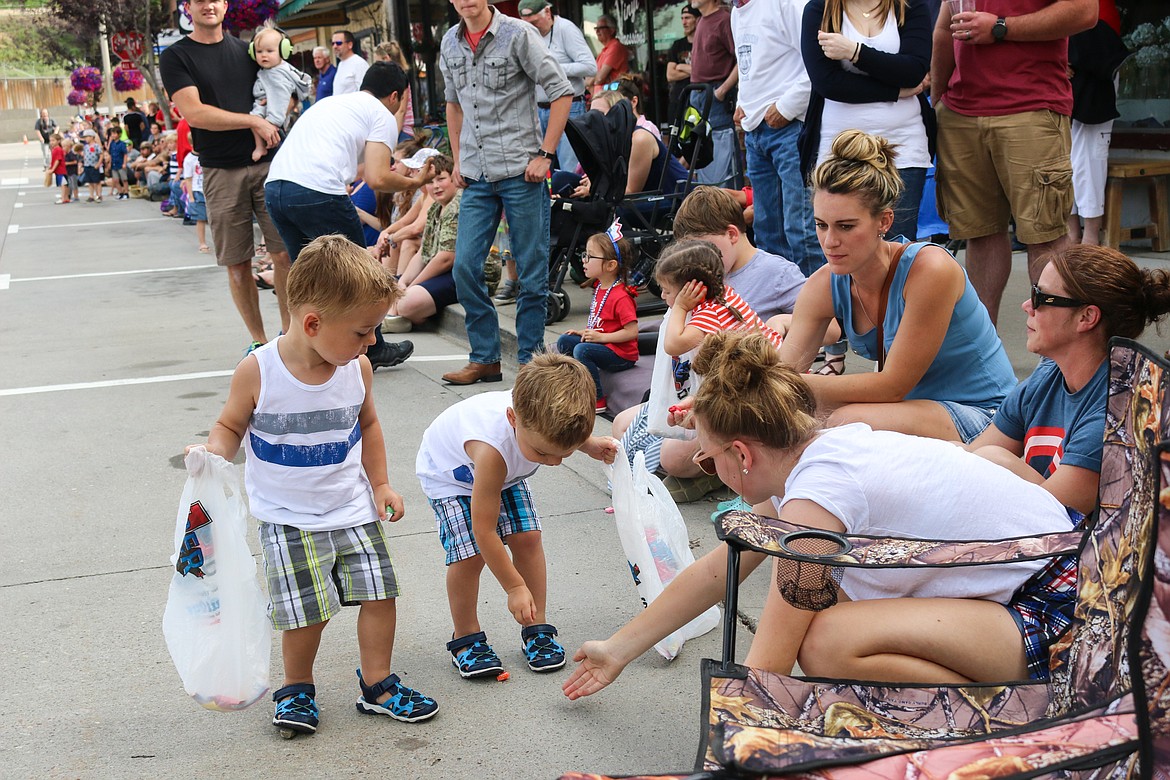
xmin=742 ymin=468 xmax=749 ymax=475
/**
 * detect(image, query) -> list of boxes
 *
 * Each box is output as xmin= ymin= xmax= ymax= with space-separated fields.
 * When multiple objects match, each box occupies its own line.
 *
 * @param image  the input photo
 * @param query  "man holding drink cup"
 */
xmin=929 ymin=0 xmax=1098 ymax=325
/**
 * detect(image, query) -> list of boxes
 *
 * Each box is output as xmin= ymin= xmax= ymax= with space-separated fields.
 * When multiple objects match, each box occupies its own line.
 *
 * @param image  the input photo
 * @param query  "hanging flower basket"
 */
xmin=113 ymin=68 xmax=144 ymax=93
xmin=67 ymin=89 xmax=90 ymax=106
xmin=222 ymin=0 xmax=280 ymax=32
xmin=70 ymin=66 xmax=103 ymax=93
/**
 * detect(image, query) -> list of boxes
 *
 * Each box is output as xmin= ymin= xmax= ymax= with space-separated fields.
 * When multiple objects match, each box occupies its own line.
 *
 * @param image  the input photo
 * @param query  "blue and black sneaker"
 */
xmin=355 ymin=669 xmax=439 ymax=723
xmin=447 ymin=631 xmax=504 ymax=678
xmin=272 ymin=683 xmax=319 ymax=735
xmin=521 ymin=623 xmax=566 ymax=672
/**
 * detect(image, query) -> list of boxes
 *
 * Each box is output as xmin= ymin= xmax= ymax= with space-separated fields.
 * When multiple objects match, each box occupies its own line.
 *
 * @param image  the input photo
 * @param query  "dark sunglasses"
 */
xmin=1030 ymin=284 xmax=1087 ymax=310
xmin=594 ymin=24 xmax=613 ymax=30
xmin=331 ymin=40 xmax=345 ymax=46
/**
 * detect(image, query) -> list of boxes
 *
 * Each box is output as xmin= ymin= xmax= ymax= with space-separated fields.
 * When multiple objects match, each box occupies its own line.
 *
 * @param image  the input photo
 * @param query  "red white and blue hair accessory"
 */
xmin=606 ymin=219 xmax=624 ymax=263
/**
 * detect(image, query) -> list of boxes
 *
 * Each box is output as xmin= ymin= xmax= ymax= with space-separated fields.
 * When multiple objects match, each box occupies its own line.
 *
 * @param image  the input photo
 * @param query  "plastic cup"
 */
xmin=947 ymin=0 xmax=976 ymax=16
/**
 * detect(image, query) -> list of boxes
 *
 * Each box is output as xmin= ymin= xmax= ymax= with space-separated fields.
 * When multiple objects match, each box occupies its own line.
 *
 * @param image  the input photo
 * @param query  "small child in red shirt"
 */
xmin=556 ymin=221 xmax=639 ymax=414
xmin=49 ymin=134 xmax=69 ymax=204
xmin=655 ymin=238 xmax=783 ymax=358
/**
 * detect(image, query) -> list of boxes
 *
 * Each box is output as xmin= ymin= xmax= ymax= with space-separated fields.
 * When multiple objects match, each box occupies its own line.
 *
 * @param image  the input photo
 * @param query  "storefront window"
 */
xmin=1117 ymin=0 xmax=1170 ymax=126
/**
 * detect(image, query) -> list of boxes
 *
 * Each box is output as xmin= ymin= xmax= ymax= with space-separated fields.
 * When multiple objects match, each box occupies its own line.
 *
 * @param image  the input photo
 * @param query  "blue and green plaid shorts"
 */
xmin=1006 ymin=508 xmax=1085 ymax=680
xmin=260 ymin=519 xmax=400 ymax=631
xmin=429 ymin=480 xmax=541 ymax=565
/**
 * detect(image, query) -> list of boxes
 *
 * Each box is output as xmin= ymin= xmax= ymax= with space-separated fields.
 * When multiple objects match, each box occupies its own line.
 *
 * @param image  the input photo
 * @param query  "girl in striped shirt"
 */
xmin=656 ymin=239 xmax=784 ymax=358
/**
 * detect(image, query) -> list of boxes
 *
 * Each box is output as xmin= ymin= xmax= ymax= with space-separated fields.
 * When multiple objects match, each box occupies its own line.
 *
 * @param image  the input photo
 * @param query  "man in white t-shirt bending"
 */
xmin=331 ymin=30 xmax=370 ymax=96
xmin=264 ymin=61 xmax=430 ymax=370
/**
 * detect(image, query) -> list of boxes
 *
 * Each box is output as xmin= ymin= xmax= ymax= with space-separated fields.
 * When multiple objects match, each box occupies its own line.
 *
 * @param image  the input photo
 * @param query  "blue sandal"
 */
xmin=272 ymin=683 xmax=318 ymax=735
xmin=355 ymin=669 xmax=439 ymax=723
xmin=522 ymin=623 xmax=566 ymax=672
xmin=446 ymin=631 xmax=504 ymax=678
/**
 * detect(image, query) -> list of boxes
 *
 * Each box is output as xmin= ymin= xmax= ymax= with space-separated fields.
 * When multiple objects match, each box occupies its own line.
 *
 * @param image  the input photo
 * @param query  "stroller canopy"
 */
xmin=564 ymin=100 xmax=634 ymax=206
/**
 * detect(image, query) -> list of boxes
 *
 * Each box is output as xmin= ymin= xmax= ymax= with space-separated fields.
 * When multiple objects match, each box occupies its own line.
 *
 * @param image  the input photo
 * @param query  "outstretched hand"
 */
xmin=562 ymin=640 xmax=625 ymax=700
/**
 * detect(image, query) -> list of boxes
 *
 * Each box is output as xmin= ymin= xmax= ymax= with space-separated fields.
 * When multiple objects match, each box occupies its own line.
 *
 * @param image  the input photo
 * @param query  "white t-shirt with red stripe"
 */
xmin=686 ymin=286 xmax=783 ymax=349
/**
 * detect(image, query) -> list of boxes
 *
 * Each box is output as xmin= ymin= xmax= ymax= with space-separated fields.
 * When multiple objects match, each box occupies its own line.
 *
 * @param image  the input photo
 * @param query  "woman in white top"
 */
xmin=800 ymin=0 xmax=933 ymax=241
xmin=564 ymin=330 xmax=1078 ymax=701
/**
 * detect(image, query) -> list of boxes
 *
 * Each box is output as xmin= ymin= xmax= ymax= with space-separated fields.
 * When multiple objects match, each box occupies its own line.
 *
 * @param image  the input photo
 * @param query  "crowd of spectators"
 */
xmin=131 ymin=0 xmax=1170 ymax=743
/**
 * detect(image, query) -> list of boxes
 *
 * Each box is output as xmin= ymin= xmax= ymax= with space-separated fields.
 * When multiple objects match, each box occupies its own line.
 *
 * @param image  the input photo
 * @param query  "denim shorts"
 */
xmin=186 ymin=191 xmax=207 ymax=222
xmin=429 ymin=481 xmax=540 ymax=565
xmin=935 ymin=400 xmax=996 ymax=443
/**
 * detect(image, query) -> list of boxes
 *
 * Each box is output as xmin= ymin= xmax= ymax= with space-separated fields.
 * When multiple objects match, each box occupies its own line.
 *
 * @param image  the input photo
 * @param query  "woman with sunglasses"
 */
xmin=778 ymin=129 xmax=1015 ymax=440
xmin=966 ymin=245 xmax=1170 ymax=514
xmin=563 ymin=330 xmax=1079 ymax=701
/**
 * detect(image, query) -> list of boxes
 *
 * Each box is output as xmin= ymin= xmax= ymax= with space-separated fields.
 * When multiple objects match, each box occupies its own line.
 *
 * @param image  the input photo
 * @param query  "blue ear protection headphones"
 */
xmin=249 ymin=29 xmax=293 ymax=61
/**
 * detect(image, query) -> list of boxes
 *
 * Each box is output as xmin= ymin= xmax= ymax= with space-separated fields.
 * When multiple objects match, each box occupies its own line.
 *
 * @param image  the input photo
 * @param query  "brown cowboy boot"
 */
xmin=441 ymin=362 xmax=503 ymax=385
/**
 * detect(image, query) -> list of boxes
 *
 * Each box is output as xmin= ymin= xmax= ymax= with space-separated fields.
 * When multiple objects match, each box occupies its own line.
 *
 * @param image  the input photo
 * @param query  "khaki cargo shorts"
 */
xmin=202 ymin=162 xmax=287 ymax=267
xmin=935 ymin=104 xmax=1073 ymax=245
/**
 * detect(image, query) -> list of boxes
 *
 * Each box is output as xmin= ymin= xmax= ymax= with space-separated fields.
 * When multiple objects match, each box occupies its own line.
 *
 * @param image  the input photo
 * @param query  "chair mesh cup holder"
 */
xmin=775 ymin=530 xmax=851 ymax=611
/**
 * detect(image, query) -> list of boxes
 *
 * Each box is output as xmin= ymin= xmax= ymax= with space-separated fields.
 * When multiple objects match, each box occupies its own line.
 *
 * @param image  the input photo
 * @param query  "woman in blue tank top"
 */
xmin=779 ymin=129 xmax=1016 ymax=442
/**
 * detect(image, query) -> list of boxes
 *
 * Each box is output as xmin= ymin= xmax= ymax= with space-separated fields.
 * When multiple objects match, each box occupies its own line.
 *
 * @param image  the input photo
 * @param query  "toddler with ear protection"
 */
xmin=249 ymin=27 xmax=312 ymax=162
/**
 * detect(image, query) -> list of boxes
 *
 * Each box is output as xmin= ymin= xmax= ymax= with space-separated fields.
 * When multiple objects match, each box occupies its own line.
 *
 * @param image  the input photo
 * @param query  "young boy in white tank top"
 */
xmin=417 ymin=355 xmax=618 ymax=678
xmin=189 ymin=235 xmax=437 ymax=737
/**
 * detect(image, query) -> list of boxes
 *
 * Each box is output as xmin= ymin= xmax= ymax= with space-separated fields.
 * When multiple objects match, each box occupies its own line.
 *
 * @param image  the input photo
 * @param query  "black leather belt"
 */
xmin=538 ymin=94 xmax=586 ymax=109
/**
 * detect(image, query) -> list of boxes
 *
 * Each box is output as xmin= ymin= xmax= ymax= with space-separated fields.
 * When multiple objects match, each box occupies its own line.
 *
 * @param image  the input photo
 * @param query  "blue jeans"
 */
xmin=264 ymin=179 xmax=387 ymax=348
xmin=891 ymin=167 xmax=927 ymax=242
xmin=538 ymin=99 xmax=586 ymax=174
xmin=745 ymin=120 xmax=822 ymax=277
xmin=555 ymin=334 xmax=636 ymax=400
xmin=454 ymin=175 xmax=550 ymax=365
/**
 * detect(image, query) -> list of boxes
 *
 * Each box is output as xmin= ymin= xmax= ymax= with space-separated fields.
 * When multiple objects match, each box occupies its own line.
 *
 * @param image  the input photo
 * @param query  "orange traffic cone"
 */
xmin=22 ymin=134 xmax=27 ymax=144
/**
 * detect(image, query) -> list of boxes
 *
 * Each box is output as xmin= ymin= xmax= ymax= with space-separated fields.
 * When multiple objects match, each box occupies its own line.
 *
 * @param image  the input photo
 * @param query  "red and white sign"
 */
xmin=111 ymin=31 xmax=145 ymax=63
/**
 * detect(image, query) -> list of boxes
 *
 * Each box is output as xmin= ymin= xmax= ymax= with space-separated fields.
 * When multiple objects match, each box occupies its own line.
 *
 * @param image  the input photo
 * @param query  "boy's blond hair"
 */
xmin=673 ymin=185 xmax=747 ymax=237
xmin=512 ymin=353 xmax=595 ymax=449
xmin=253 ymin=28 xmax=287 ymax=57
xmin=286 ymin=235 xmax=402 ymax=318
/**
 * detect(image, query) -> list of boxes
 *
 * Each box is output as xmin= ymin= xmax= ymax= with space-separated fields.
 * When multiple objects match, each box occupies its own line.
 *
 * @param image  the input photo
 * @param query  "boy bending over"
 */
xmin=191 ymin=235 xmax=437 ymax=736
xmin=417 ymin=356 xmax=618 ymax=678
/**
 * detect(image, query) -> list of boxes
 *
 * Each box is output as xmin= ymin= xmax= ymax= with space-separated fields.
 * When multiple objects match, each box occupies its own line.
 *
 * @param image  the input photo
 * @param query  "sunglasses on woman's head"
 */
xmin=1030 ymin=284 xmax=1086 ymax=310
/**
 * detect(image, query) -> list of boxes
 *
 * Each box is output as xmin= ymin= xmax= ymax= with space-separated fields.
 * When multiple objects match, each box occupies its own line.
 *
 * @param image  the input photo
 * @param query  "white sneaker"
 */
xmin=381 ymin=315 xmax=413 ymax=334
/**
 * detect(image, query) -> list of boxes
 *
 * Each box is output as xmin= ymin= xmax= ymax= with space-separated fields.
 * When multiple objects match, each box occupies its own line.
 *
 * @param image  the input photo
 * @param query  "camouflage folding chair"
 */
xmin=559 ymin=338 xmax=1170 ymax=780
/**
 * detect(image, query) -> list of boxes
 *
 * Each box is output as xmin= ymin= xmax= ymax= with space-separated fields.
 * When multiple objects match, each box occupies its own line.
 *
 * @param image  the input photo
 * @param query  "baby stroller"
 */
xmin=545 ymin=100 xmax=633 ymax=325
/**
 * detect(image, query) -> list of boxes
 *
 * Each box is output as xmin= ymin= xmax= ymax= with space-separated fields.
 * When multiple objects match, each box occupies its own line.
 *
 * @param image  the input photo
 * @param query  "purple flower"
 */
xmin=70 ymin=66 xmax=103 ymax=93
xmin=113 ymin=68 xmax=145 ymax=93
xmin=67 ymin=88 xmax=90 ymax=106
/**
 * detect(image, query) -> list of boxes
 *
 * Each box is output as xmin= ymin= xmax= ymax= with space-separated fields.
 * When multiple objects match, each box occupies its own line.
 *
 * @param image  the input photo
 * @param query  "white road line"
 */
xmin=1 ymin=177 xmax=28 ymax=185
xmin=0 ymin=355 xmax=468 ymax=396
xmin=6 ymin=224 xmax=16 ymax=234
xmin=0 ymin=274 xmax=9 ymax=290
xmin=17 ymin=191 xmax=24 ymax=195
xmin=11 ymin=264 xmax=215 ymax=283
xmin=0 ymin=370 xmax=234 ymax=397
xmin=15 ymin=217 xmax=160 ymax=231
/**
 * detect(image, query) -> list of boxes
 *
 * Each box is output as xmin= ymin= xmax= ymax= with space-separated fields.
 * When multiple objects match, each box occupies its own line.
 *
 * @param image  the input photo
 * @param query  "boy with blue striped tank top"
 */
xmin=189 ymin=235 xmax=437 ymax=737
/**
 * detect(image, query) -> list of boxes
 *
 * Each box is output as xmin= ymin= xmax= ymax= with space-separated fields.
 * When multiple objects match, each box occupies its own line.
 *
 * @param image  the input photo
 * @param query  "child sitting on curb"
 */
xmin=416 ymin=354 xmax=618 ymax=679
xmin=556 ymin=221 xmax=639 ymax=415
xmin=188 ymin=235 xmax=438 ymax=737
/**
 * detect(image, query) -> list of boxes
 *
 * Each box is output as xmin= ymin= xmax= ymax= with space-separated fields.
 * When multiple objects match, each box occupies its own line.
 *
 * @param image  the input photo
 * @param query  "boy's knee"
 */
xmin=506 ymin=529 xmax=542 ymax=551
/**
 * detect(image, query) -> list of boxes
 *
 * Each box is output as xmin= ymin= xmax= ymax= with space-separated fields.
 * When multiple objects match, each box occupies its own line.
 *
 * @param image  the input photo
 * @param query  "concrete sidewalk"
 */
xmin=2 ymin=138 xmax=1167 ymax=779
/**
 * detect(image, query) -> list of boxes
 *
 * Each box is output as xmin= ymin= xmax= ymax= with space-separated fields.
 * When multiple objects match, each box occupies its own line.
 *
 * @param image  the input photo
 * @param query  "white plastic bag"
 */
xmin=610 ymin=441 xmax=720 ymax=660
xmin=645 ymin=311 xmax=699 ymax=440
xmin=163 ymin=447 xmax=270 ymax=711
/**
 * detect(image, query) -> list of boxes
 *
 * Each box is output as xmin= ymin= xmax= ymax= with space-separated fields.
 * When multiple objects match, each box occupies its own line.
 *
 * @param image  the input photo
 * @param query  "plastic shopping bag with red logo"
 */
xmin=162 ymin=447 xmax=270 ymax=711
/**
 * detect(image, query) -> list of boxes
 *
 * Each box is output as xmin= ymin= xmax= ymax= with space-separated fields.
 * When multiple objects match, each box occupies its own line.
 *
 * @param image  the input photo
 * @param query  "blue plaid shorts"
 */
xmin=1006 ymin=508 xmax=1085 ymax=680
xmin=260 ymin=519 xmax=400 ymax=631
xmin=429 ymin=481 xmax=541 ymax=565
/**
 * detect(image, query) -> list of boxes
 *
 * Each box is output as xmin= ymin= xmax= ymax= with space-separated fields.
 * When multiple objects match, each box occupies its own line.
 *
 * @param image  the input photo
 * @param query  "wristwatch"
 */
xmin=992 ymin=17 xmax=1008 ymax=42
xmin=536 ymin=149 xmax=555 ymax=161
